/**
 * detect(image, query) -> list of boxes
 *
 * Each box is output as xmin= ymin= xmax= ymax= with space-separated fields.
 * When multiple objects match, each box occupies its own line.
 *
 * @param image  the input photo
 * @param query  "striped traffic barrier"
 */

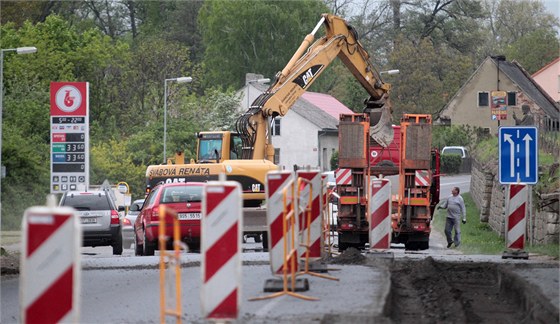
xmin=20 ymin=203 xmax=81 ymax=324
xmin=296 ymin=170 xmax=323 ymax=261
xmin=266 ymin=171 xmax=298 ymax=275
xmin=201 ymin=181 xmax=243 ymax=320
xmin=250 ymin=177 xmax=317 ymax=302
xmin=335 ymin=168 xmax=352 ymax=186
xmin=503 ymin=184 xmax=529 ymax=259
xmin=414 ymin=170 xmax=430 ymax=187
xmin=369 ymin=178 xmax=392 ymax=250
xmin=158 ymin=206 xmax=182 ymax=324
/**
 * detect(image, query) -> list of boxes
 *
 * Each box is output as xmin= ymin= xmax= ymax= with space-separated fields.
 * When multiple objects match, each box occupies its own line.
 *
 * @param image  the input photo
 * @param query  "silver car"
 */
xmin=122 ymin=199 xmax=145 ymax=248
xmin=59 ymin=190 xmax=123 ymax=255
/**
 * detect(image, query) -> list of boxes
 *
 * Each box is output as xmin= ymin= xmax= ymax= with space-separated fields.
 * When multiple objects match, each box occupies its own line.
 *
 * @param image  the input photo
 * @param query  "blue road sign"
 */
xmin=499 ymin=127 xmax=538 ymax=184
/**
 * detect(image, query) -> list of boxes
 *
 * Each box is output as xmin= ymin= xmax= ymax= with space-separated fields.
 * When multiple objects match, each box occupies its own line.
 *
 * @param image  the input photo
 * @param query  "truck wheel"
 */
xmin=112 ymin=230 xmax=123 ymax=255
xmin=338 ymin=241 xmax=348 ymax=251
xmin=143 ymin=228 xmax=155 ymax=256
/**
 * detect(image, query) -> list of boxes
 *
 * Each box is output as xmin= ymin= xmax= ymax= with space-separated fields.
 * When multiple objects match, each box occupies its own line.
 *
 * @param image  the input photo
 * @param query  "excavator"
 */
xmin=145 ymin=13 xmax=394 ymax=246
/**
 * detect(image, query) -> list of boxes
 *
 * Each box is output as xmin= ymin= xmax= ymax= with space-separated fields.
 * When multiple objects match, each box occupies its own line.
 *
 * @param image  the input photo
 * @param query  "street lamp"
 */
xmin=163 ymin=76 xmax=192 ymax=163
xmin=246 ymin=77 xmax=270 ymax=108
xmin=0 ymin=46 xmax=37 ymax=226
xmin=379 ymin=69 xmax=400 ymax=75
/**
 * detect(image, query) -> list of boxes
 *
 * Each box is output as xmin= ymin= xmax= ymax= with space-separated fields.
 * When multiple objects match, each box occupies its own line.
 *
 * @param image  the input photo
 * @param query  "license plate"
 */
xmin=81 ymin=217 xmax=97 ymax=224
xmin=178 ymin=213 xmax=201 ymax=220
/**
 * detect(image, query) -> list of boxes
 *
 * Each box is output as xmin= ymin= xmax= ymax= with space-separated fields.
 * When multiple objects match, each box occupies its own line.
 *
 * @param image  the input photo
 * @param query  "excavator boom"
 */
xmin=235 ymin=13 xmax=394 ymax=161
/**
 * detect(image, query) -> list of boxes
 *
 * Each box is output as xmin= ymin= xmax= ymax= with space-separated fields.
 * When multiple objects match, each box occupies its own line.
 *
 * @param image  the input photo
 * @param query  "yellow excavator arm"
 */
xmin=235 ymin=13 xmax=393 ymax=161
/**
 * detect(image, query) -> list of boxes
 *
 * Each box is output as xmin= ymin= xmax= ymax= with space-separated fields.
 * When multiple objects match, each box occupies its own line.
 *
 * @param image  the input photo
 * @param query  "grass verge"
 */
xmin=433 ymin=193 xmax=559 ymax=259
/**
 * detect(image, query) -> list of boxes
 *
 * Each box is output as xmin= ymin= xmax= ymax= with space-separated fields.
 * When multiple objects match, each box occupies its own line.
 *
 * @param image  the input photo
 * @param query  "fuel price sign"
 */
xmin=50 ymin=82 xmax=89 ymax=193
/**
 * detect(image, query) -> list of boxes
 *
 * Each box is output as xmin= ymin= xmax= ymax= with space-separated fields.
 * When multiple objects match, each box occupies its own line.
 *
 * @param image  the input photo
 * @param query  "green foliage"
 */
xmin=504 ymin=29 xmax=560 ymax=74
xmin=432 ymin=124 xmax=488 ymax=152
xmin=90 ymin=139 xmax=148 ymax=199
xmin=388 ymin=37 xmax=474 ymax=119
xmin=473 ymin=137 xmax=499 ymax=164
xmin=330 ymin=151 xmax=339 ymax=170
xmin=198 ymin=0 xmax=329 ymax=88
xmin=440 ymin=154 xmax=462 ymax=174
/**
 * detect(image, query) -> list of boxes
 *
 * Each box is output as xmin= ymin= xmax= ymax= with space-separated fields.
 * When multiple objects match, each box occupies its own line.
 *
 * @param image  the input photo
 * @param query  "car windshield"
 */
xmin=129 ymin=201 xmax=144 ymax=212
xmin=443 ymin=148 xmax=463 ymax=155
xmin=161 ymin=186 xmax=202 ymax=203
xmin=62 ymin=194 xmax=112 ymax=211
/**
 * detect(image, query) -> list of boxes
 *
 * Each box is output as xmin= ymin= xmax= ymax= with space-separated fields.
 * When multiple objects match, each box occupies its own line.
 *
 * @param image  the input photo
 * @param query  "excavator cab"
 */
xmin=196 ymin=131 xmax=243 ymax=162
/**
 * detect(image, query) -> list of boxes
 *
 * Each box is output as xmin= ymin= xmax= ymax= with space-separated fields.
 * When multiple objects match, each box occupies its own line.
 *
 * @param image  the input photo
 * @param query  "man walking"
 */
xmin=439 ymin=187 xmax=466 ymax=248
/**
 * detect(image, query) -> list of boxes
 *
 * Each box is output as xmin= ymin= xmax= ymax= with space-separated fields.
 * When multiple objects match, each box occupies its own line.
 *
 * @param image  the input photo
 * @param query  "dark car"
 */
xmin=59 ymin=190 xmax=123 ymax=255
xmin=134 ymin=182 xmax=203 ymax=256
xmin=122 ymin=199 xmax=145 ymax=249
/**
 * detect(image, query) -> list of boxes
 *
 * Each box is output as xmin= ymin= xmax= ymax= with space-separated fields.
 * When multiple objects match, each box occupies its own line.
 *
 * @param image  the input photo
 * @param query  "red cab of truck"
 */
xmin=369 ymin=125 xmax=401 ymax=170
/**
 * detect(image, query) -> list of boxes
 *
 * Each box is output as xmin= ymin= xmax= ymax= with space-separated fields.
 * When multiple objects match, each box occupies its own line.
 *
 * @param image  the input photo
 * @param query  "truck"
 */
xmin=336 ymin=113 xmax=440 ymax=250
xmin=145 ymin=13 xmax=394 ymax=247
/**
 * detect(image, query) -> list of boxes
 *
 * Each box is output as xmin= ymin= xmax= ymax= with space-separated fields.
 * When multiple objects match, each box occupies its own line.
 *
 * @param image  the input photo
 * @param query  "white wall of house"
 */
xmin=271 ymin=112 xmax=322 ymax=171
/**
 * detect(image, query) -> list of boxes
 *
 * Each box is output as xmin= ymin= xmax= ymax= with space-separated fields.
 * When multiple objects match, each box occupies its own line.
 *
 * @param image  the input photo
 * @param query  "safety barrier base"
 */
xmin=502 ymin=249 xmax=529 ymax=260
xmin=264 ymin=278 xmax=309 ymax=292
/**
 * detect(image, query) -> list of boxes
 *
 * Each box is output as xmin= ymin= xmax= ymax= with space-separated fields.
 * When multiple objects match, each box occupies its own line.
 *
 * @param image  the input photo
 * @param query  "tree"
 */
xmin=504 ymin=29 xmax=560 ymax=74
xmin=198 ymin=0 xmax=329 ymax=89
xmin=388 ymin=36 xmax=473 ymax=119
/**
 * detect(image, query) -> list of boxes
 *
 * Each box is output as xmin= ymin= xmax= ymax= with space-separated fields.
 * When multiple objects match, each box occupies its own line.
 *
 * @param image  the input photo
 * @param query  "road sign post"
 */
xmin=499 ymin=127 xmax=538 ymax=185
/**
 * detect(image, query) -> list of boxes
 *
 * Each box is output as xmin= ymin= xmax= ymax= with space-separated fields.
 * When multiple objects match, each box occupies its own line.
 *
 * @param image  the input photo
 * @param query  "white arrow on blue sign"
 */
xmin=499 ymin=126 xmax=538 ymax=184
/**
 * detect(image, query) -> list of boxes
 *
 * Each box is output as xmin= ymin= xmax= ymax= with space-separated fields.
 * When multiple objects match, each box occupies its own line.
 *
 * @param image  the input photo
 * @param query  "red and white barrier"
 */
xmin=506 ymin=184 xmax=528 ymax=250
xmin=296 ymin=170 xmax=323 ymax=260
xmin=20 ymin=206 xmax=81 ymax=324
xmin=201 ymin=181 xmax=242 ymax=320
xmin=335 ymin=168 xmax=352 ymax=186
xmin=414 ymin=170 xmax=430 ymax=187
xmin=368 ymin=179 xmax=392 ymax=250
xmin=266 ymin=171 xmax=298 ymax=274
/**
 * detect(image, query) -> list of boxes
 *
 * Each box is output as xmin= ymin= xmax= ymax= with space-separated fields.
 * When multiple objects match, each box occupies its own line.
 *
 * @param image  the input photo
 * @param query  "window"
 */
xmin=507 ymin=91 xmax=517 ymax=106
xmin=271 ymin=118 xmax=281 ymax=136
xmin=478 ymin=92 xmax=489 ymax=107
xmin=274 ymin=148 xmax=280 ymax=165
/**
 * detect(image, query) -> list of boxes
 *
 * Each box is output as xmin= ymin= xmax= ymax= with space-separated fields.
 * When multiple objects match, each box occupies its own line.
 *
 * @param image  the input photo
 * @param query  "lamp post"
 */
xmin=163 ymin=76 xmax=192 ymax=163
xmin=379 ymin=69 xmax=400 ymax=75
xmin=246 ymin=77 xmax=270 ymax=108
xmin=1 ymin=46 xmax=37 ymax=226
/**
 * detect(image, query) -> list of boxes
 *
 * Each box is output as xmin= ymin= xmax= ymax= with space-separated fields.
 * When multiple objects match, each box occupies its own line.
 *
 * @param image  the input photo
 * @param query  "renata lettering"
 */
xmin=178 ymin=167 xmax=210 ymax=175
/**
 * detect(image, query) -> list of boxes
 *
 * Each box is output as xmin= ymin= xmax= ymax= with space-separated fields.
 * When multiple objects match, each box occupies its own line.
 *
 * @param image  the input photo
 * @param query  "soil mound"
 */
xmin=332 ymin=247 xmax=366 ymax=264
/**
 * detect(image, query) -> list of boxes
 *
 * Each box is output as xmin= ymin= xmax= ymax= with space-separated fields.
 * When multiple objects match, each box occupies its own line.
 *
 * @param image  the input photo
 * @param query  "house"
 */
xmin=438 ymin=56 xmax=559 ymax=135
xmin=239 ymin=74 xmax=353 ymax=171
xmin=532 ymin=57 xmax=560 ymax=103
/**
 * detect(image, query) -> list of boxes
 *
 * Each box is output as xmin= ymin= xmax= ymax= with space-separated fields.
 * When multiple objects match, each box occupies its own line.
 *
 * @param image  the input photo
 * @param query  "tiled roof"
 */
xmin=301 ymin=92 xmax=354 ymax=120
xmin=289 ymin=92 xmax=353 ymax=129
xmin=496 ymin=58 xmax=559 ymax=119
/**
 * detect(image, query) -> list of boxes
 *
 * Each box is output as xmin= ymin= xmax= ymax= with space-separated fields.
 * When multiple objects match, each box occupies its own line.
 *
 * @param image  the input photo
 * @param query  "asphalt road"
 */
xmin=2 ymin=174 xmax=558 ymax=323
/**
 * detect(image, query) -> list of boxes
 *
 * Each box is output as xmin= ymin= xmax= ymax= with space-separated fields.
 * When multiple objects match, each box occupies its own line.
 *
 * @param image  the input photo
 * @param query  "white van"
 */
xmin=441 ymin=146 xmax=469 ymax=158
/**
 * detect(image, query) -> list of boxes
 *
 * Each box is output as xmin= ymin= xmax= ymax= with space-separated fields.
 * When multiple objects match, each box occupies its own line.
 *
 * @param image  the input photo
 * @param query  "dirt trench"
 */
xmin=384 ymin=257 xmax=554 ymax=324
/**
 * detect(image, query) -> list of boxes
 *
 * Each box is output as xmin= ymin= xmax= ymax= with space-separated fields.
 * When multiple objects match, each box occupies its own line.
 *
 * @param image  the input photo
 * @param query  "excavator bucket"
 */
xmin=365 ymin=96 xmax=394 ymax=148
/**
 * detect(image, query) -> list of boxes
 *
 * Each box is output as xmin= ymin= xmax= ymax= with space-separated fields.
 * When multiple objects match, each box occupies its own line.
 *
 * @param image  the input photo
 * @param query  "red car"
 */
xmin=134 ymin=182 xmax=204 ymax=256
